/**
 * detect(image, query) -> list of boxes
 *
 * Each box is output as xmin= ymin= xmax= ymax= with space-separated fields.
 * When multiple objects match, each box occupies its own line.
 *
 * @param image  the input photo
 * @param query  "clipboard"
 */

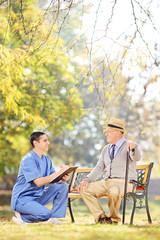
xmin=50 ymin=166 xmax=78 ymax=184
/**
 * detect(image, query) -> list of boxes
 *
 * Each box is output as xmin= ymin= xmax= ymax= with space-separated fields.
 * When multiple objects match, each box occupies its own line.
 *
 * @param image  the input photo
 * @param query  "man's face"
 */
xmin=34 ymin=134 xmax=50 ymax=152
xmin=105 ymin=128 xmax=122 ymax=144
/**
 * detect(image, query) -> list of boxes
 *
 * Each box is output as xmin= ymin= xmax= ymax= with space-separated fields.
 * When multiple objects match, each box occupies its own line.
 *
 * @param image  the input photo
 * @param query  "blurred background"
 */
xmin=0 ymin=1 xmax=160 ymax=209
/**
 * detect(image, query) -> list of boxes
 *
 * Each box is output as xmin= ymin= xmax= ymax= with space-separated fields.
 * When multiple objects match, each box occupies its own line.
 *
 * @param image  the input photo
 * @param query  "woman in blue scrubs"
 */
xmin=11 ymin=132 xmax=70 ymax=224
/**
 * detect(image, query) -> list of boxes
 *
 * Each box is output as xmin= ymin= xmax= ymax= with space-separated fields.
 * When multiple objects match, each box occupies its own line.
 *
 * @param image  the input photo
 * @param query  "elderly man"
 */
xmin=78 ymin=118 xmax=141 ymax=224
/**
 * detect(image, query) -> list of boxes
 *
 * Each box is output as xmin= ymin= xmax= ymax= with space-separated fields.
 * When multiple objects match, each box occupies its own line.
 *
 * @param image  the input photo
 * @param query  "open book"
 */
xmin=50 ymin=166 xmax=78 ymax=184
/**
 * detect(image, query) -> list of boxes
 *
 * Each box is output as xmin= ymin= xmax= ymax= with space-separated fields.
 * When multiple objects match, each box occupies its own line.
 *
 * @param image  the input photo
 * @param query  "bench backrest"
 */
xmin=135 ymin=162 xmax=154 ymax=191
xmin=69 ymin=162 xmax=154 ymax=193
xmin=69 ymin=168 xmax=94 ymax=192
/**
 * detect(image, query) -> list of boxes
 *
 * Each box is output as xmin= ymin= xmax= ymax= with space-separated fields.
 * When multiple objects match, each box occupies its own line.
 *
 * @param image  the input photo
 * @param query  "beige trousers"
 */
xmin=80 ymin=179 xmax=133 ymax=223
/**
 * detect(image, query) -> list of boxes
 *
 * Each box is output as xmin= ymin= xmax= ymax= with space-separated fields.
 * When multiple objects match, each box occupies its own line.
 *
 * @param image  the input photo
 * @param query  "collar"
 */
xmin=110 ymin=137 xmax=125 ymax=149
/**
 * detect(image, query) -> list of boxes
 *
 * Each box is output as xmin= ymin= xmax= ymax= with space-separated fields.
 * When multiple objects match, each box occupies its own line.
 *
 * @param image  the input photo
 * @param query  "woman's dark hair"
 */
xmin=30 ymin=132 xmax=45 ymax=148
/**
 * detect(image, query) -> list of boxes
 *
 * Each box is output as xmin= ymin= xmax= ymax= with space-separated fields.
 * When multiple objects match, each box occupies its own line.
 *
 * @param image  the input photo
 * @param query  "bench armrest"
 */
xmin=129 ymin=179 xmax=145 ymax=192
xmin=129 ymin=179 xmax=145 ymax=186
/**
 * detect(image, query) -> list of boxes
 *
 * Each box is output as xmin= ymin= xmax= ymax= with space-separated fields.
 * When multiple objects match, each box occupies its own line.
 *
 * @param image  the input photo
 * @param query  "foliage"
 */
xmin=0 ymin=0 xmax=160 ymax=176
xmin=0 ymin=0 xmax=83 ymax=175
xmin=49 ymin=58 xmax=160 ymax=176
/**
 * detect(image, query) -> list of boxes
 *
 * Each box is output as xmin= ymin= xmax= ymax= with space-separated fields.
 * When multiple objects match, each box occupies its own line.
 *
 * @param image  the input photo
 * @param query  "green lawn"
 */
xmin=0 ymin=199 xmax=160 ymax=240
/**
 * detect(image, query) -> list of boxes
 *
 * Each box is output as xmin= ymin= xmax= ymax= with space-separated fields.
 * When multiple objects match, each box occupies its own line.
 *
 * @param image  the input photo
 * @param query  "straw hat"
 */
xmin=107 ymin=118 xmax=126 ymax=133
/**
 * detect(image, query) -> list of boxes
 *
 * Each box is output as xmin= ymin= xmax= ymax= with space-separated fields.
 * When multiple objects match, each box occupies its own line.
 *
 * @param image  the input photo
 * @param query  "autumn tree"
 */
xmin=0 ymin=0 xmax=160 ymax=177
xmin=0 ymin=0 xmax=83 ymax=175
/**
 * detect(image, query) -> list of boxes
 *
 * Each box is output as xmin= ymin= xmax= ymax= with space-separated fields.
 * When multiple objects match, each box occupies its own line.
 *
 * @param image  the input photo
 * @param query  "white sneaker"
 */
xmin=12 ymin=211 xmax=25 ymax=225
xmin=47 ymin=218 xmax=62 ymax=224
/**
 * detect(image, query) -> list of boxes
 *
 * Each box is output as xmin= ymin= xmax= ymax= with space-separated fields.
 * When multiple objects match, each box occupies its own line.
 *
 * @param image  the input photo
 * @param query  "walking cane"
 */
xmin=122 ymin=151 xmax=130 ymax=224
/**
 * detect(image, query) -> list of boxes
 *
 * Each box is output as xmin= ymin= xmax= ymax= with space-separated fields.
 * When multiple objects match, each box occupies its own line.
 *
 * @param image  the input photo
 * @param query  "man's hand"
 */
xmin=127 ymin=141 xmax=136 ymax=152
xmin=62 ymin=173 xmax=71 ymax=182
xmin=78 ymin=180 xmax=89 ymax=193
xmin=56 ymin=165 xmax=70 ymax=183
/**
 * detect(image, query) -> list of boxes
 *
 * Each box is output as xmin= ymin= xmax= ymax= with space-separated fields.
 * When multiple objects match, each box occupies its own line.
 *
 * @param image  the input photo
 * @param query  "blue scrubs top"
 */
xmin=11 ymin=150 xmax=55 ymax=210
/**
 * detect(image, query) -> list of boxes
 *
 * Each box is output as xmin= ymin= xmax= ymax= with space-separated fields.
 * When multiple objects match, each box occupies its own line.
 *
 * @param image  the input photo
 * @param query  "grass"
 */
xmin=0 ymin=199 xmax=160 ymax=240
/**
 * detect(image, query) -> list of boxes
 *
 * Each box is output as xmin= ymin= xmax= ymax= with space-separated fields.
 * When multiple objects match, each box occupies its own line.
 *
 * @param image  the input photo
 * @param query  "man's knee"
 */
xmin=39 ymin=209 xmax=51 ymax=221
xmin=50 ymin=182 xmax=68 ymax=193
xmin=80 ymin=185 xmax=94 ymax=198
xmin=54 ymin=182 xmax=69 ymax=198
xmin=108 ymin=187 xmax=120 ymax=197
xmin=61 ymin=182 xmax=69 ymax=193
xmin=79 ymin=188 xmax=87 ymax=197
xmin=23 ymin=208 xmax=52 ymax=222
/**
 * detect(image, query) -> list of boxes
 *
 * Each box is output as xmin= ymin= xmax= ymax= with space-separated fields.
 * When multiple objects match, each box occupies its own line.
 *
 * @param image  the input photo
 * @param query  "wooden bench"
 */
xmin=68 ymin=162 xmax=154 ymax=224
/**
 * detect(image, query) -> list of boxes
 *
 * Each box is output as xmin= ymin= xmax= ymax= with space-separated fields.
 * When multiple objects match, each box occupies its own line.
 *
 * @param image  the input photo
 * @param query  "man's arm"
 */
xmin=33 ymin=166 xmax=70 ymax=187
xmin=127 ymin=141 xmax=141 ymax=161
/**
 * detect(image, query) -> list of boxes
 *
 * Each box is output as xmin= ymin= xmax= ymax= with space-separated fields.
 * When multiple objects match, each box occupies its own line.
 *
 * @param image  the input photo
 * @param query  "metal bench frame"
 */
xmin=127 ymin=162 xmax=154 ymax=224
xmin=68 ymin=162 xmax=154 ymax=224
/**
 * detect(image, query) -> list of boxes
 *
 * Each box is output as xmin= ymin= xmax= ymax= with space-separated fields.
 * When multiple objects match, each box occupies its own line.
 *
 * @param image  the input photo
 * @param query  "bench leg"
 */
xmin=130 ymin=197 xmax=136 ymax=225
xmin=145 ymin=193 xmax=152 ymax=223
xmin=68 ymin=198 xmax=75 ymax=223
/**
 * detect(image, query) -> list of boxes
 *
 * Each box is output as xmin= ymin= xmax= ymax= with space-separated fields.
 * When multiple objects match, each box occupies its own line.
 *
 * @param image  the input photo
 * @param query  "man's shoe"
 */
xmin=98 ymin=216 xmax=112 ymax=224
xmin=12 ymin=212 xmax=24 ymax=225
xmin=47 ymin=218 xmax=63 ymax=224
xmin=104 ymin=216 xmax=113 ymax=224
xmin=98 ymin=216 xmax=118 ymax=224
xmin=105 ymin=217 xmax=118 ymax=224
xmin=12 ymin=211 xmax=25 ymax=225
xmin=112 ymin=220 xmax=118 ymax=224
xmin=98 ymin=217 xmax=106 ymax=224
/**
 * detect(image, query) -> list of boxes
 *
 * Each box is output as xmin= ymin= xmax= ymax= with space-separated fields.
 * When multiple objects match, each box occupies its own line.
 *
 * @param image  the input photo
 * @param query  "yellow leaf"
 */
xmin=96 ymin=68 xmax=100 ymax=75
xmin=149 ymin=76 xmax=157 ymax=83
xmin=141 ymin=131 xmax=146 ymax=134
xmin=88 ymin=85 xmax=94 ymax=93
xmin=155 ymin=196 xmax=160 ymax=200
xmin=104 ymin=118 xmax=109 ymax=125
xmin=105 ymin=91 xmax=111 ymax=100
xmin=98 ymin=77 xmax=101 ymax=82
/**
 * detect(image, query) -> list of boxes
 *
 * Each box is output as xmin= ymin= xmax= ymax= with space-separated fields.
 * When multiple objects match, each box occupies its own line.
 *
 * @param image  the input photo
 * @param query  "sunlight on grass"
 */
xmin=0 ymin=217 xmax=160 ymax=240
xmin=0 ymin=199 xmax=160 ymax=240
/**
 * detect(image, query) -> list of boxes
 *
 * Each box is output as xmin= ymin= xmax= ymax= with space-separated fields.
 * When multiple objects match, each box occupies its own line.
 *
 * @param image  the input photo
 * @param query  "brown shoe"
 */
xmin=98 ymin=217 xmax=107 ymax=224
xmin=112 ymin=220 xmax=118 ymax=224
xmin=105 ymin=216 xmax=113 ymax=224
xmin=98 ymin=216 xmax=112 ymax=224
xmin=107 ymin=217 xmax=118 ymax=224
